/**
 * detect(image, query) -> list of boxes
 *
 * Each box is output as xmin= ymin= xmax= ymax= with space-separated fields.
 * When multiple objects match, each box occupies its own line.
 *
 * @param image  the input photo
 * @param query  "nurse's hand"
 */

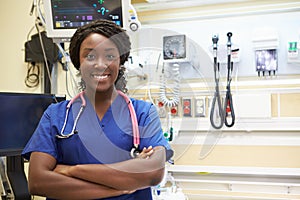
xmin=137 ymin=146 xmax=154 ymax=159
xmin=54 ymin=164 xmax=71 ymax=177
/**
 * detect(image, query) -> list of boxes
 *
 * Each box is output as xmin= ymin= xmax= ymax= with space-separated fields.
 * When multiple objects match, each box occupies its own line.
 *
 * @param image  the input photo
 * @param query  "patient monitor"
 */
xmin=43 ymin=0 xmax=140 ymax=42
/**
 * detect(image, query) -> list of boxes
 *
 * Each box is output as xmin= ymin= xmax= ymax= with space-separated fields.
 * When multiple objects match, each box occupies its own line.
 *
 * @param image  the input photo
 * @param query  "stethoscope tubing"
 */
xmin=57 ymin=91 xmax=86 ymax=138
xmin=56 ymin=90 xmax=140 ymax=157
xmin=117 ymin=90 xmax=140 ymax=147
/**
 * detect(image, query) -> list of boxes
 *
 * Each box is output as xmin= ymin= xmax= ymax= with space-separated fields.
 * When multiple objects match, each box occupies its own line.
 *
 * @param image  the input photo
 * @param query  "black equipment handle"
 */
xmin=210 ymin=35 xmax=224 ymax=129
xmin=224 ymin=32 xmax=235 ymax=127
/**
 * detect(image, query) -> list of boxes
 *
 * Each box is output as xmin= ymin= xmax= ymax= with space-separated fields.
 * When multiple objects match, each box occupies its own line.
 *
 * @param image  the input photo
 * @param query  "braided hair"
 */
xmin=69 ymin=19 xmax=131 ymax=93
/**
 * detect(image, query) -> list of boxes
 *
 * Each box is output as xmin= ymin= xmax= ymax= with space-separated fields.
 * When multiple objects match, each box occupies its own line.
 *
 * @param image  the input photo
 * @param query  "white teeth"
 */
xmin=92 ymin=75 xmax=108 ymax=80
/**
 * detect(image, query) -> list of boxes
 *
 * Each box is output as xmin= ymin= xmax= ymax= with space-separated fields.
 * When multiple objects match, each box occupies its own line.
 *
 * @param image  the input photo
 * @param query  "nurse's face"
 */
xmin=79 ymin=33 xmax=120 ymax=93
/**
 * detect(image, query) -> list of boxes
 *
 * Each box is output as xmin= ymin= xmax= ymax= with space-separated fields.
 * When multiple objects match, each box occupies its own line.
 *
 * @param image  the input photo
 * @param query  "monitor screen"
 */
xmin=0 ymin=93 xmax=65 ymax=157
xmin=43 ymin=0 xmax=130 ymax=41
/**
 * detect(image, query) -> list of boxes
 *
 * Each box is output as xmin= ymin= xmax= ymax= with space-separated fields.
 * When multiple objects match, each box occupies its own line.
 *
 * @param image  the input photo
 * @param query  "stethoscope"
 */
xmin=56 ymin=90 xmax=141 ymax=158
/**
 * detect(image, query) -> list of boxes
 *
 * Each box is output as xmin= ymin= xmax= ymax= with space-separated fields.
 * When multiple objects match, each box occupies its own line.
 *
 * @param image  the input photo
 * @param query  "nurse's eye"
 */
xmin=86 ymin=54 xmax=96 ymax=61
xmin=106 ymin=54 xmax=117 ymax=61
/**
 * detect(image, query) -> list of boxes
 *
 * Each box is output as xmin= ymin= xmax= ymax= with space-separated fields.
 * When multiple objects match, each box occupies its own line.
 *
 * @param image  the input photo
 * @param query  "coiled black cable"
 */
xmin=24 ymin=62 xmax=40 ymax=88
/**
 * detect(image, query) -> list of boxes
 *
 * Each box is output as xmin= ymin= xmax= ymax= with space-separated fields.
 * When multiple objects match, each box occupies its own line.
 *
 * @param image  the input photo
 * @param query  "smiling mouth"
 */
xmin=91 ymin=74 xmax=109 ymax=80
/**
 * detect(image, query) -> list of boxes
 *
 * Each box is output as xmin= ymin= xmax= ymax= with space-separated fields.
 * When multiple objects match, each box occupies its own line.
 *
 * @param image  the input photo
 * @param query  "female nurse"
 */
xmin=22 ymin=19 xmax=173 ymax=200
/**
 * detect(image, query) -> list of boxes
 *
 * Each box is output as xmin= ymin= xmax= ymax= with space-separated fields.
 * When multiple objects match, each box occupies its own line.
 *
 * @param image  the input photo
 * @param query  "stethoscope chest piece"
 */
xmin=56 ymin=130 xmax=78 ymax=139
xmin=130 ymin=145 xmax=141 ymax=158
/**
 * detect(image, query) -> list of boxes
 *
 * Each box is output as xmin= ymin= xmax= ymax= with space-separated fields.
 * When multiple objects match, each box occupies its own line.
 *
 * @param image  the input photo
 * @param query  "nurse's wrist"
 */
xmin=67 ymin=164 xmax=78 ymax=177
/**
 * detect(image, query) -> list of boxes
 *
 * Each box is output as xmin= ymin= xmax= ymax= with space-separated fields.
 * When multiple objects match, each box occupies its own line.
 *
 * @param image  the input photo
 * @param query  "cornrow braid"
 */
xmin=69 ymin=19 xmax=131 ymax=93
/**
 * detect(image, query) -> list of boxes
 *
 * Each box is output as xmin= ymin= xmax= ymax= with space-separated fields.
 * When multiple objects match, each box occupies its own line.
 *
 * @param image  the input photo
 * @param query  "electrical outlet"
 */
xmin=182 ymin=98 xmax=192 ymax=117
xmin=194 ymin=97 xmax=206 ymax=117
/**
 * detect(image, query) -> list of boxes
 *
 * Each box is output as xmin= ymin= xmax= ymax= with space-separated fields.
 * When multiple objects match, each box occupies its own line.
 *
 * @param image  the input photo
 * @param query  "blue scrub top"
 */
xmin=22 ymin=93 xmax=173 ymax=200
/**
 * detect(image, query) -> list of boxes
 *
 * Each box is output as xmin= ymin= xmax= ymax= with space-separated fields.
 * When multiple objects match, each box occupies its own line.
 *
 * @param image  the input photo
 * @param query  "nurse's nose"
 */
xmin=94 ymin=57 xmax=109 ymax=70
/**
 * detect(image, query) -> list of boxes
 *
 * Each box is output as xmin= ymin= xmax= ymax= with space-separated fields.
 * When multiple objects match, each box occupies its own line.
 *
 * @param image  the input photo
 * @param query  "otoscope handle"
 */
xmin=224 ymin=32 xmax=235 ymax=128
xmin=212 ymin=34 xmax=219 ymax=49
xmin=227 ymin=32 xmax=232 ymax=47
xmin=227 ymin=32 xmax=233 ymax=72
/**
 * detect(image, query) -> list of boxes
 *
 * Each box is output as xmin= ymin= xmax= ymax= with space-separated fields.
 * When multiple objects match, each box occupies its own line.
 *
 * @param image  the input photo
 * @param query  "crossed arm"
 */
xmin=28 ymin=146 xmax=165 ymax=199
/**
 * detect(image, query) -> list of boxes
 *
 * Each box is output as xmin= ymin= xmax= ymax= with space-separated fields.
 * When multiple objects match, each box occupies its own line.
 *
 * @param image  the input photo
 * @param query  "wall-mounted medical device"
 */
xmin=25 ymin=31 xmax=58 ymax=64
xmin=255 ymin=49 xmax=278 ymax=76
xmin=162 ymin=34 xmax=199 ymax=64
xmin=162 ymin=34 xmax=200 ymax=66
xmin=287 ymin=41 xmax=300 ymax=64
xmin=162 ymin=33 xmax=202 ymax=78
xmin=160 ymin=34 xmax=193 ymax=109
xmin=163 ymin=35 xmax=187 ymax=61
xmin=43 ymin=0 xmax=140 ymax=42
xmin=252 ymin=28 xmax=279 ymax=76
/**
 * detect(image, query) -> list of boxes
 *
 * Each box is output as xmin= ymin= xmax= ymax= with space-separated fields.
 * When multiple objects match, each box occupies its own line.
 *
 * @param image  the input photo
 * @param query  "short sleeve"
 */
xmin=134 ymin=101 xmax=174 ymax=161
xmin=22 ymin=103 xmax=61 ymax=161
